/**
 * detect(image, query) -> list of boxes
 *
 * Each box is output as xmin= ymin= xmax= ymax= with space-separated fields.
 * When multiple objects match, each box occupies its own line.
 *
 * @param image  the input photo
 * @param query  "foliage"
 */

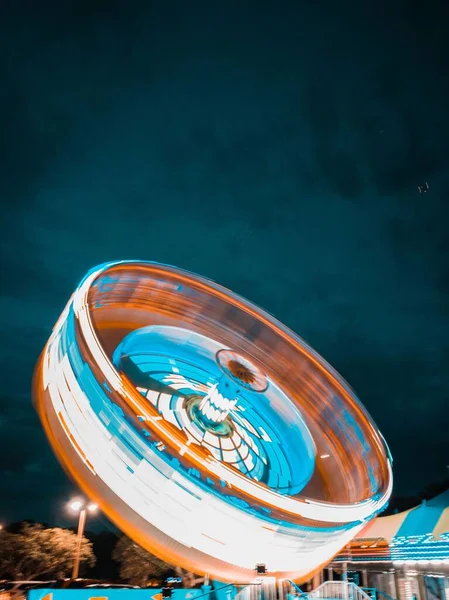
xmin=0 ymin=522 xmax=95 ymax=580
xmin=113 ymin=536 xmax=205 ymax=588
xmin=112 ymin=536 xmax=171 ymax=586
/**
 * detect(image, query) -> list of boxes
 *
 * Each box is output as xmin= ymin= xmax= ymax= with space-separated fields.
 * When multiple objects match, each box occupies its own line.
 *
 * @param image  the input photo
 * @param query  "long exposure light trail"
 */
xmin=33 ymin=261 xmax=392 ymax=583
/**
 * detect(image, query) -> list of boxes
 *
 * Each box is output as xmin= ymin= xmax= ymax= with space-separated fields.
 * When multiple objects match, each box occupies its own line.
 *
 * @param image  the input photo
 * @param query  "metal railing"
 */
xmin=308 ymin=581 xmax=373 ymax=600
xmin=373 ymin=590 xmax=396 ymax=600
xmin=361 ymin=587 xmax=397 ymax=600
xmin=286 ymin=580 xmax=309 ymax=600
xmin=361 ymin=587 xmax=377 ymax=600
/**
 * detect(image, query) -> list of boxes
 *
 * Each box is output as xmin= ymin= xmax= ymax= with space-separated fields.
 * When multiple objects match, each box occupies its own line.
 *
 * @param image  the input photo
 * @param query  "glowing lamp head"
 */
xmin=69 ymin=499 xmax=84 ymax=512
xmin=68 ymin=499 xmax=98 ymax=513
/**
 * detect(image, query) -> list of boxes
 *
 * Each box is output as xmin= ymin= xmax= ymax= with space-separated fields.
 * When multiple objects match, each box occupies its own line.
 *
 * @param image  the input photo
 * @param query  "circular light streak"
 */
xmin=33 ymin=261 xmax=392 ymax=583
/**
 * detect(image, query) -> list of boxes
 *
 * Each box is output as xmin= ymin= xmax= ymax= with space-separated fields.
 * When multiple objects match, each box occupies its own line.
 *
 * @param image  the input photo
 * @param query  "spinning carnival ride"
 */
xmin=33 ymin=261 xmax=393 ymax=583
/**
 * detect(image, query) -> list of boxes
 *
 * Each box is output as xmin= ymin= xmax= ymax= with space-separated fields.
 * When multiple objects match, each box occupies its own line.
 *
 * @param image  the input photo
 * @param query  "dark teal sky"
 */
xmin=0 ymin=0 xmax=448 ymax=525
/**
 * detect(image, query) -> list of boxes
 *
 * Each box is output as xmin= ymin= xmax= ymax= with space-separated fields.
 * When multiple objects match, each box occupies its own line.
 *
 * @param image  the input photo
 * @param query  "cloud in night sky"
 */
xmin=0 ymin=0 xmax=448 ymax=524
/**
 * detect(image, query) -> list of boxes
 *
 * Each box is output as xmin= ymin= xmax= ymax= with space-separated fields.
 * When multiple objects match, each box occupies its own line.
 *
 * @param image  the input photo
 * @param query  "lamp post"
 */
xmin=68 ymin=499 xmax=98 ymax=579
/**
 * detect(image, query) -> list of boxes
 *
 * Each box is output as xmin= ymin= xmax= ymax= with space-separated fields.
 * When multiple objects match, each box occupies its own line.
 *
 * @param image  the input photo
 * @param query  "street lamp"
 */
xmin=68 ymin=498 xmax=98 ymax=579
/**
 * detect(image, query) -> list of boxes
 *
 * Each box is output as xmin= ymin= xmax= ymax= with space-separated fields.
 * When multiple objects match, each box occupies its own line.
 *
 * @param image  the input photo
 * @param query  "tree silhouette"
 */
xmin=113 ymin=536 xmax=205 ymax=588
xmin=113 ymin=536 xmax=171 ymax=586
xmin=0 ymin=522 xmax=95 ymax=581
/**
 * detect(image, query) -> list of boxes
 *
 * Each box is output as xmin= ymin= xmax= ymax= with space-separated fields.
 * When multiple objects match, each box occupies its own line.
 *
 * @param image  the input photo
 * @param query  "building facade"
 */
xmin=330 ymin=489 xmax=449 ymax=600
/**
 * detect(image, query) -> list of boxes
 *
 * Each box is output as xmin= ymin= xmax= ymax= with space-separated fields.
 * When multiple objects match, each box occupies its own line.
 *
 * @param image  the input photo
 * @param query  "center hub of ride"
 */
xmin=113 ymin=325 xmax=316 ymax=496
xmin=193 ymin=350 xmax=268 ymax=430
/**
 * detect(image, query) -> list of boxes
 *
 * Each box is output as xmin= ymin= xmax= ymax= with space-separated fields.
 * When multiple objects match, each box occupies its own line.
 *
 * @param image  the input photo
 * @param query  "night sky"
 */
xmin=1 ymin=0 xmax=448 ymax=527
